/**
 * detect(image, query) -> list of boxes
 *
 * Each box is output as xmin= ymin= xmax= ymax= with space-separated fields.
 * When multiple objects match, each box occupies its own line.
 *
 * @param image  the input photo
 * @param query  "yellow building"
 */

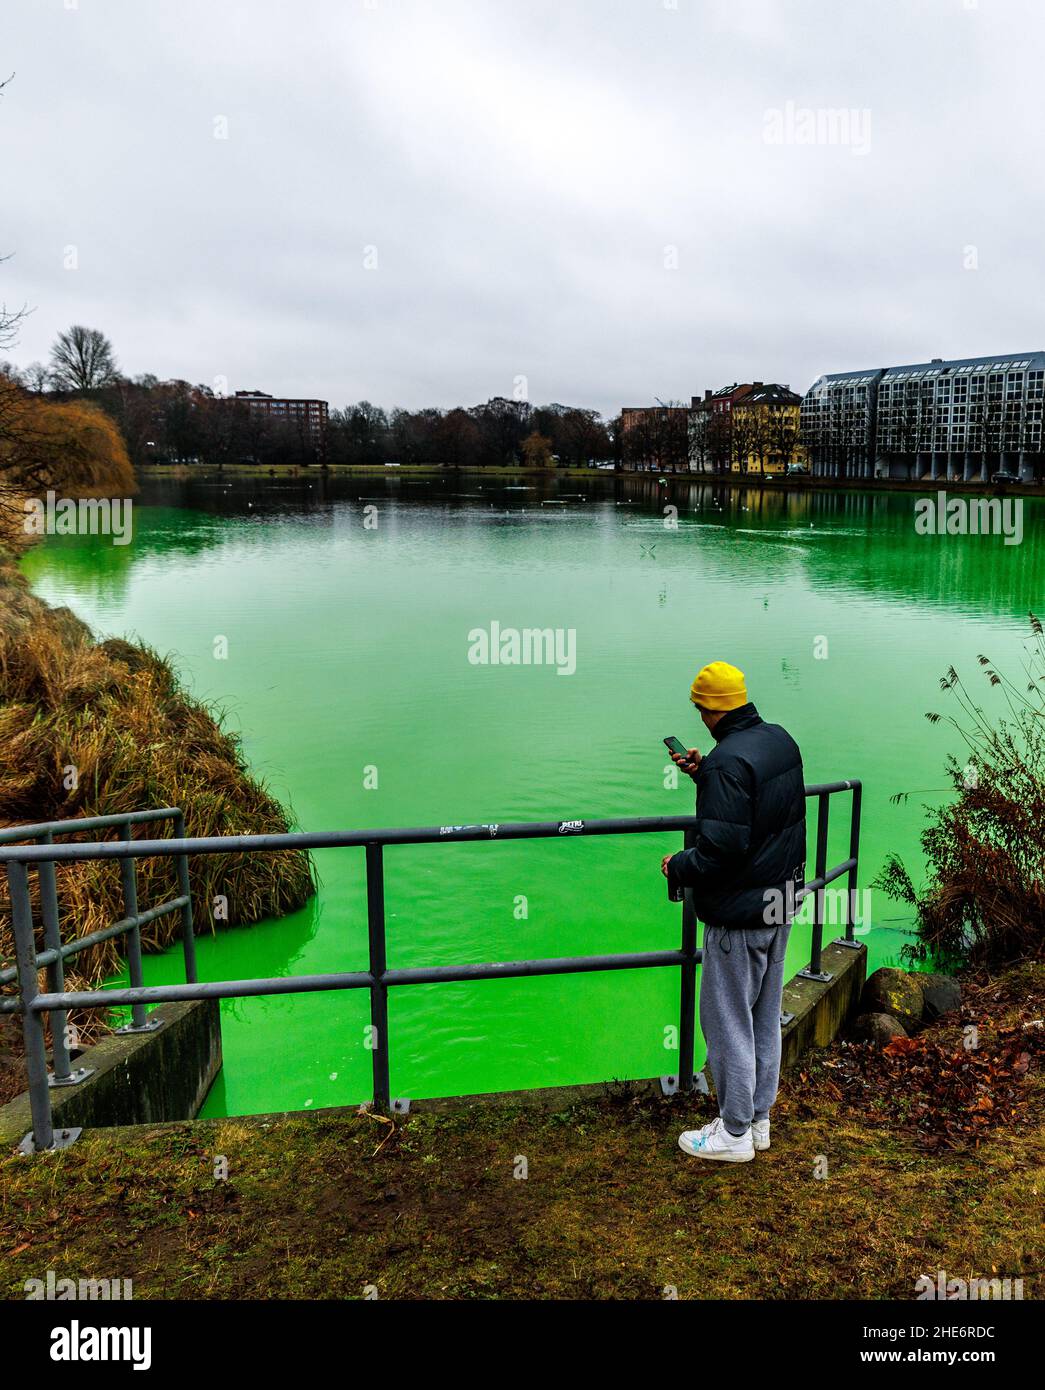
xmin=730 ymin=384 xmax=808 ymax=474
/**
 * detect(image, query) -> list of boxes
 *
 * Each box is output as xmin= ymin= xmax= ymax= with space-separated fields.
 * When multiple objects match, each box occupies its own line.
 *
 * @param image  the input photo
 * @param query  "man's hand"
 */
xmin=670 ymin=747 xmax=702 ymax=781
xmin=661 ymin=853 xmax=674 ymax=878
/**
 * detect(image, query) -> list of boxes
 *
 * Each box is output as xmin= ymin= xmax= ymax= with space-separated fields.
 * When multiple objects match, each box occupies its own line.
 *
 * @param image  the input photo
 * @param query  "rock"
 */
xmin=852 ymin=1011 xmax=910 ymax=1046
xmin=918 ymin=972 xmax=962 ymax=1022
xmin=861 ymin=966 xmax=924 ymax=1032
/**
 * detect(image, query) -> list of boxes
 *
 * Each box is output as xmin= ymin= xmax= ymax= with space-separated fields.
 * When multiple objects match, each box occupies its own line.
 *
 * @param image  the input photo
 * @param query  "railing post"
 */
xmin=677 ymin=826 xmax=698 ymax=1093
xmin=366 ymin=842 xmax=391 ymax=1112
xmin=172 ymin=812 xmax=197 ymax=983
xmin=839 ymin=782 xmax=863 ymax=947
xmin=39 ymin=832 xmax=93 ymax=1087
xmin=661 ymin=823 xmax=709 ymax=1098
xmin=7 ymin=861 xmax=66 ymax=1153
xmin=799 ymin=791 xmax=833 ymax=983
xmin=116 ymin=823 xmax=161 ymax=1034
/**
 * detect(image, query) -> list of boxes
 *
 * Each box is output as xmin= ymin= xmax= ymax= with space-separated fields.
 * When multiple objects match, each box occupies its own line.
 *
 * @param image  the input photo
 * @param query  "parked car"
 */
xmin=991 ymin=470 xmax=1020 ymax=485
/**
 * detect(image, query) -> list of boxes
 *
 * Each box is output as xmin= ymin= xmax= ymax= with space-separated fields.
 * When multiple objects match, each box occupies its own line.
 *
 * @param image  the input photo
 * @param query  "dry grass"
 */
xmin=0 ymin=545 xmax=315 ymax=1081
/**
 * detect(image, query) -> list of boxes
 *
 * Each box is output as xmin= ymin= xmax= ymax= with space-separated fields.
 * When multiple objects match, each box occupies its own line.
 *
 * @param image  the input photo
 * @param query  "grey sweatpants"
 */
xmin=699 ymin=923 xmax=791 ymax=1136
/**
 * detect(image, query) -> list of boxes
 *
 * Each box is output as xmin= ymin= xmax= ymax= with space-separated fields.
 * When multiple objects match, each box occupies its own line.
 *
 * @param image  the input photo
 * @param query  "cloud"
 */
xmin=2 ymin=0 xmax=1042 ymax=415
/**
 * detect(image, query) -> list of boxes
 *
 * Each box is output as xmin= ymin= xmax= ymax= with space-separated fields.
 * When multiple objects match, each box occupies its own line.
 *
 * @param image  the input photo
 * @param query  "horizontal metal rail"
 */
xmin=0 ymin=896 xmax=188 ymax=985
xmin=1 ymin=781 xmax=862 ymax=1152
xmin=27 ymin=949 xmax=691 ymax=1012
xmin=0 ymin=785 xmax=858 ymax=865
xmin=0 ymin=806 xmax=181 ymax=846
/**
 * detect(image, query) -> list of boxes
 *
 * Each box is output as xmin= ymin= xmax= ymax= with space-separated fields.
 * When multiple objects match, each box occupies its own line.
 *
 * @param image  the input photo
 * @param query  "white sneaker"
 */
xmin=678 ymin=1117 xmax=754 ymax=1163
xmin=751 ymin=1119 xmax=770 ymax=1152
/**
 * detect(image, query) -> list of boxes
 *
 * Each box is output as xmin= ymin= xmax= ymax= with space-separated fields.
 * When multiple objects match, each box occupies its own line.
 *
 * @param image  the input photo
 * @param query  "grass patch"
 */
xmin=2 ymin=964 xmax=1042 ymax=1301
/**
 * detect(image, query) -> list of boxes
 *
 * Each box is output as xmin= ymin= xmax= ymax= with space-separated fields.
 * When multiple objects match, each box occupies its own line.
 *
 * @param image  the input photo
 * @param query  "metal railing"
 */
xmin=1 ymin=781 xmax=861 ymax=1153
xmin=0 ymin=809 xmax=195 ymax=1145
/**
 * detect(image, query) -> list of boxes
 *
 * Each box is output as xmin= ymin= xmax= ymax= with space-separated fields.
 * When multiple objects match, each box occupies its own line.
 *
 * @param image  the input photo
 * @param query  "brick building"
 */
xmin=688 ymin=383 xmax=757 ymax=473
xmin=234 ymin=390 xmax=329 ymax=443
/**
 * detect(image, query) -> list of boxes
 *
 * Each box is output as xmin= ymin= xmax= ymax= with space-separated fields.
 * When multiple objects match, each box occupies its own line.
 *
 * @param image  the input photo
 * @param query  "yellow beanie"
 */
xmin=690 ymin=661 xmax=748 ymax=712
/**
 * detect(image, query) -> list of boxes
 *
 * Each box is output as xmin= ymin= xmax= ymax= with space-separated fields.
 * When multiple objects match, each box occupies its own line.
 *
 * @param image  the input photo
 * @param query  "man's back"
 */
xmin=671 ymin=703 xmax=806 ymax=927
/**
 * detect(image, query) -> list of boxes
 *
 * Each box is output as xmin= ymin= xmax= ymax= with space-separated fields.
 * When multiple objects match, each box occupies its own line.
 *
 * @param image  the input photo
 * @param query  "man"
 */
xmin=662 ymin=661 xmax=805 ymax=1163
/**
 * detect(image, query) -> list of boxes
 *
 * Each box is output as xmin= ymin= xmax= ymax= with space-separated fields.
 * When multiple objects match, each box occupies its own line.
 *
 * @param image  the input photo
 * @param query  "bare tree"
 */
xmin=745 ymin=406 xmax=771 ymax=476
xmin=658 ymin=402 xmax=690 ymax=472
xmin=21 ymin=361 xmax=51 ymax=394
xmin=891 ymin=384 xmax=924 ymax=478
xmin=767 ymin=404 xmax=801 ymax=471
xmin=707 ymin=410 xmax=731 ymax=474
xmin=0 ymin=261 xmax=28 ymax=352
xmin=49 ymin=325 xmax=119 ymax=392
xmin=729 ymin=407 xmax=758 ymax=475
xmin=556 ymin=406 xmax=609 ymax=466
xmin=799 ymin=405 xmax=824 ymax=472
xmin=688 ymin=406 xmax=710 ymax=473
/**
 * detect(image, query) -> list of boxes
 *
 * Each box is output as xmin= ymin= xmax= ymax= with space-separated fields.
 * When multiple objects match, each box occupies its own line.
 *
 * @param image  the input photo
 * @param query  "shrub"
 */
xmin=876 ymin=616 xmax=1045 ymax=969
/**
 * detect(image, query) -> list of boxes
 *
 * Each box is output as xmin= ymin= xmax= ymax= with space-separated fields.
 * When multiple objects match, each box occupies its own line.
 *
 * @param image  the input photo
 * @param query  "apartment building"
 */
xmin=802 ymin=352 xmax=1045 ymax=480
xmin=234 ymin=389 xmax=329 ymax=442
xmin=730 ymin=384 xmax=807 ymax=474
xmin=687 ymin=383 xmax=756 ymax=473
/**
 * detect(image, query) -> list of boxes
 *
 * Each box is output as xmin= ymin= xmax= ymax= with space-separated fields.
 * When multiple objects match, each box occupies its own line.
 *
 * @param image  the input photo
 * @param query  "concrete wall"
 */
xmin=781 ymin=939 xmax=867 ymax=1069
xmin=0 ymin=1000 xmax=221 ymax=1149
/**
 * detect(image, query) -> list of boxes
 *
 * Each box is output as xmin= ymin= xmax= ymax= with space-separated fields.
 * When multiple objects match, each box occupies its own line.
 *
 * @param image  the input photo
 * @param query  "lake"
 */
xmin=19 ymin=471 xmax=1040 ymax=1115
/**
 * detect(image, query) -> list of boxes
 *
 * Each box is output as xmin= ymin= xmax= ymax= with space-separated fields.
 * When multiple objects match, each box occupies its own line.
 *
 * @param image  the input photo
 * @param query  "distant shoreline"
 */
xmin=136 ymin=461 xmax=1043 ymax=498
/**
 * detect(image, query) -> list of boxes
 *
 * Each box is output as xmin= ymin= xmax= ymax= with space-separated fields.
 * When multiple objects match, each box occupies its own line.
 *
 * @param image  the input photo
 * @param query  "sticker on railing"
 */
xmin=557 ymin=820 xmax=585 ymax=834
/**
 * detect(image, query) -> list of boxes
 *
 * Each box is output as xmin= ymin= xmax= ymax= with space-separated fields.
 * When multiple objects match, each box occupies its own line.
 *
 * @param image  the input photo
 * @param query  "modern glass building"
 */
xmin=801 ymin=352 xmax=1045 ymax=481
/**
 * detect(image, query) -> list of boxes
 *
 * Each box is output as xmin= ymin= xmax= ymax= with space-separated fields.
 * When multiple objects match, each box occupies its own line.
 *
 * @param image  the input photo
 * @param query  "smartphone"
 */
xmin=666 ymin=735 xmax=691 ymax=902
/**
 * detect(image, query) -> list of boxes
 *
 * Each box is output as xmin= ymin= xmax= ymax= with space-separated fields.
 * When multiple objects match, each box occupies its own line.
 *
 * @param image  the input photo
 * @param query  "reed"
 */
xmin=877 ymin=616 xmax=1045 ymax=969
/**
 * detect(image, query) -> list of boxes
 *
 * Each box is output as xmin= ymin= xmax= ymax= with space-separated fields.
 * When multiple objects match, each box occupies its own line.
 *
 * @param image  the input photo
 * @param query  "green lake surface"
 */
xmin=19 ymin=472 xmax=1041 ymax=1115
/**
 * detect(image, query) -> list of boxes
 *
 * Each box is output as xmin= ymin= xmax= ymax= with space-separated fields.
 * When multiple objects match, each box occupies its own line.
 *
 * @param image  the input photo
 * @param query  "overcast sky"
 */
xmin=2 ymin=0 xmax=1043 ymax=415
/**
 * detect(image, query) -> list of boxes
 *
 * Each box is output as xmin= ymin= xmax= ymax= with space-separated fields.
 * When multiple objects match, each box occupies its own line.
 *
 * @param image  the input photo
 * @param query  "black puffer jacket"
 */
xmin=667 ymin=703 xmax=805 ymax=928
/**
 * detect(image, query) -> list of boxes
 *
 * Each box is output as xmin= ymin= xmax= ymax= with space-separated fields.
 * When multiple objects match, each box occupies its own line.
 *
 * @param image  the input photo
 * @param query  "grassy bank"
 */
xmin=2 ymin=963 xmax=1041 ymax=1300
xmin=137 ymin=460 xmax=1045 ymax=498
xmin=0 ymin=543 xmax=315 ymax=1100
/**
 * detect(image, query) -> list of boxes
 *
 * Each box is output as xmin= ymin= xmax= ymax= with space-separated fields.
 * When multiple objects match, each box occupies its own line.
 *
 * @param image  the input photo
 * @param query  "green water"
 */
xmin=19 ymin=473 xmax=1041 ymax=1116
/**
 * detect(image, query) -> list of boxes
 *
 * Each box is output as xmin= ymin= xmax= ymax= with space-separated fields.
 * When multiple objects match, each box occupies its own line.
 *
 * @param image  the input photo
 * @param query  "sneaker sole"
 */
xmin=678 ymin=1135 xmax=755 ymax=1162
xmin=752 ymin=1140 xmax=770 ymax=1152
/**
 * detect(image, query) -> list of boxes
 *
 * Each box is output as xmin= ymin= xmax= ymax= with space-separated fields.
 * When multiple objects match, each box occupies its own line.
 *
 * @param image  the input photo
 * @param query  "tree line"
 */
xmin=2 ymin=325 xmax=620 ymax=470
